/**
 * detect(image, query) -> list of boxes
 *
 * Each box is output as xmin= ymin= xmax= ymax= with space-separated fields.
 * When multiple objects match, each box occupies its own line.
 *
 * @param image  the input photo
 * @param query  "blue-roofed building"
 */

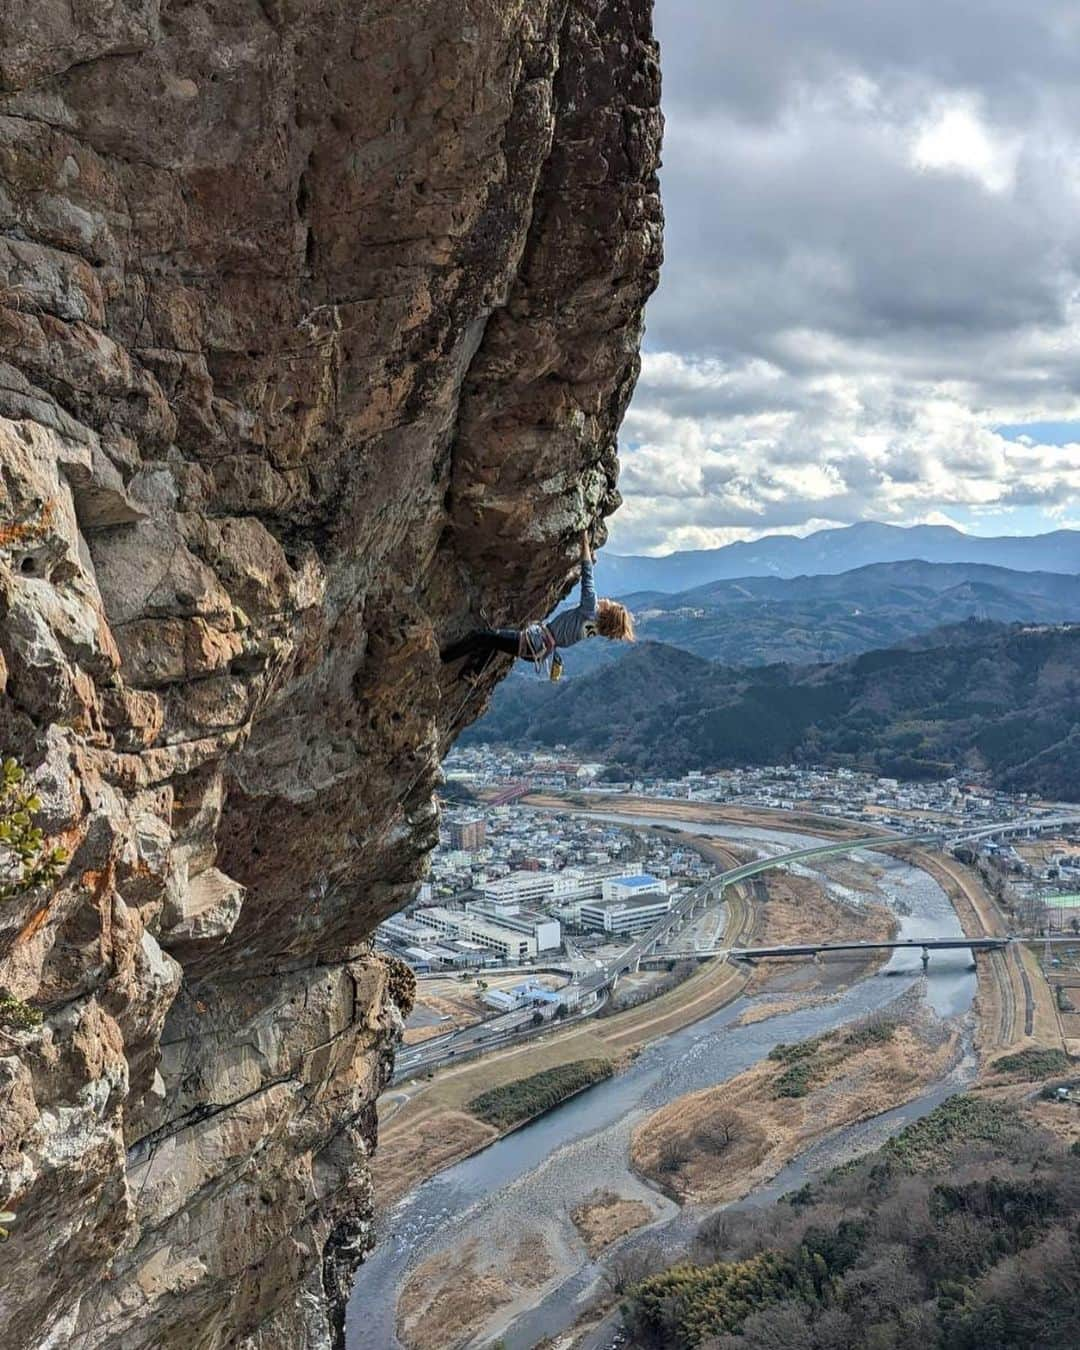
xmin=482 ymin=980 xmax=566 ymax=1012
xmin=601 ymin=873 xmax=667 ymax=904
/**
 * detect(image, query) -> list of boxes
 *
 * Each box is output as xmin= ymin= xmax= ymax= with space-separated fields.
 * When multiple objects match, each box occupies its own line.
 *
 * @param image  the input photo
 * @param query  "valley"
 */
xmin=470 ymin=620 xmax=1080 ymax=798
xmin=353 ymin=800 xmax=1071 ymax=1350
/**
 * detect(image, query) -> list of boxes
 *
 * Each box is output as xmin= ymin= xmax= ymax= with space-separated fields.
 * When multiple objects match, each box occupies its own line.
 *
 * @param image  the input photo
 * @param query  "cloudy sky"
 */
xmin=612 ymin=0 xmax=1080 ymax=555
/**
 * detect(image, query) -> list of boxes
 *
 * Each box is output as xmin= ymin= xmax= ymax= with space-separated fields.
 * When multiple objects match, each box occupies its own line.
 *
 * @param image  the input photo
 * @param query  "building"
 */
xmin=558 ymin=863 xmax=627 ymax=897
xmin=580 ymin=892 xmax=673 ymax=935
xmin=550 ymin=863 xmax=634 ymax=922
xmin=483 ymin=870 xmax=557 ymax=906
xmin=482 ymin=980 xmax=564 ymax=1012
xmin=377 ymin=914 xmax=443 ymax=947
xmin=449 ymin=817 xmax=486 ymax=851
xmin=413 ymin=906 xmax=538 ymax=962
xmin=466 ymin=897 xmax=561 ymax=951
xmin=601 ymin=873 xmax=667 ymax=904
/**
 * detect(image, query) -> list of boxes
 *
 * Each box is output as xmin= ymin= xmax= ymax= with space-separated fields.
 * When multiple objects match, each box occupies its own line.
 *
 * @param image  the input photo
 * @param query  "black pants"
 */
xmin=440 ymin=628 xmax=519 ymax=664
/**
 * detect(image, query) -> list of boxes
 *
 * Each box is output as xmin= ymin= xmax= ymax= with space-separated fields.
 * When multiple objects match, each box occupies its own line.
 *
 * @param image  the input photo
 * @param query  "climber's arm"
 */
xmin=579 ymin=529 xmax=597 ymax=616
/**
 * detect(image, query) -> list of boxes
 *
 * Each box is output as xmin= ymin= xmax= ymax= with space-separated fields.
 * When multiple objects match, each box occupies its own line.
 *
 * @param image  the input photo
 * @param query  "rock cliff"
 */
xmin=0 ymin=2 xmax=661 ymax=1346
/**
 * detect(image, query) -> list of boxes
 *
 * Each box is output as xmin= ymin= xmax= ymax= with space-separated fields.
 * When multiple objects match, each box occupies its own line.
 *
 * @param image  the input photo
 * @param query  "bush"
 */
xmin=775 ymin=1061 xmax=816 ymax=1098
xmin=467 ymin=1058 xmax=614 ymax=1128
xmin=0 ymin=756 xmax=68 ymax=903
xmin=769 ymin=1020 xmax=898 ymax=1099
xmin=0 ymin=994 xmax=42 ymax=1032
xmin=657 ymin=1136 xmax=692 ymax=1174
xmin=988 ymin=1047 xmax=1069 ymax=1080
xmin=768 ymin=1037 xmax=826 ymax=1065
xmin=842 ymin=1017 xmax=898 ymax=1049
xmin=880 ymin=1095 xmax=1026 ymax=1172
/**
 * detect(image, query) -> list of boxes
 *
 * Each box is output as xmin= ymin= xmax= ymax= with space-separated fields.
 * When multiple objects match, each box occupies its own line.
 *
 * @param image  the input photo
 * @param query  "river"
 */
xmin=346 ymin=820 xmax=977 ymax=1350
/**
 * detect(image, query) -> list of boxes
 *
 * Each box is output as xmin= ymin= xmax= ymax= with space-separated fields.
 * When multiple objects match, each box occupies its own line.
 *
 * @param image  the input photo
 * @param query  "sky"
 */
xmin=612 ymin=0 xmax=1080 ymax=555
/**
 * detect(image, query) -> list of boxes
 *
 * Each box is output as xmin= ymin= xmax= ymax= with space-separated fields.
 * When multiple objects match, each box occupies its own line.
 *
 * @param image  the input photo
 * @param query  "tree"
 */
xmin=657 ymin=1136 xmax=692 ymax=1174
xmin=600 ymin=1241 xmax=664 ymax=1297
xmin=0 ymin=756 xmax=67 ymax=903
xmin=696 ymin=1108 xmax=743 ymax=1155
xmin=694 ymin=1211 xmax=733 ymax=1259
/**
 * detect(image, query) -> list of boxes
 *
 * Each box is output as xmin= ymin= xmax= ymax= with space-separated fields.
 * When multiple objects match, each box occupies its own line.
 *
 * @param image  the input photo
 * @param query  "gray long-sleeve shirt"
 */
xmin=545 ymin=558 xmax=598 ymax=649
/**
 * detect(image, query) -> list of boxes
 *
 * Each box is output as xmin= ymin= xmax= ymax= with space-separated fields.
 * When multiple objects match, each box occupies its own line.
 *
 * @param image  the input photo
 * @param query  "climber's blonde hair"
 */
xmin=596 ymin=599 xmax=635 ymax=641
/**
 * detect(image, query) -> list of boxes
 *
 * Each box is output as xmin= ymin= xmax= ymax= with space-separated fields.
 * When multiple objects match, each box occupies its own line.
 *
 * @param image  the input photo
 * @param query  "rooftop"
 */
xmin=584 ymin=893 xmax=671 ymax=912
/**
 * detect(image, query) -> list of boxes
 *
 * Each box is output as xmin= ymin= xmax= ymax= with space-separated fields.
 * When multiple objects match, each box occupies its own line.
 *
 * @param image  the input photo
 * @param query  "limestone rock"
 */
xmin=0 ymin=2 xmax=661 ymax=1346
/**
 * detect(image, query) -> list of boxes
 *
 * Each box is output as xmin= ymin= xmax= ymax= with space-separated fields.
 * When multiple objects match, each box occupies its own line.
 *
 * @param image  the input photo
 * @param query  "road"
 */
xmin=393 ymin=810 xmax=1080 ymax=1081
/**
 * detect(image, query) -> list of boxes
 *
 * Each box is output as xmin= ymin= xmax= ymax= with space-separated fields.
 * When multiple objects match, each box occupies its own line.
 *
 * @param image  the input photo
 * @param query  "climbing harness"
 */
xmin=518 ymin=622 xmax=557 ymax=673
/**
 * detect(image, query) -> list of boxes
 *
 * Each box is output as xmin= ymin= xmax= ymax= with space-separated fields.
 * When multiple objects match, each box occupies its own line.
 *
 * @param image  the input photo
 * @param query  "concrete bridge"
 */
xmin=730 ymin=936 xmax=1006 ymax=959
xmin=644 ymin=934 xmax=1080 ymax=969
xmin=638 ymin=936 xmax=1004 ymax=972
xmin=641 ymin=936 xmax=1003 ymax=965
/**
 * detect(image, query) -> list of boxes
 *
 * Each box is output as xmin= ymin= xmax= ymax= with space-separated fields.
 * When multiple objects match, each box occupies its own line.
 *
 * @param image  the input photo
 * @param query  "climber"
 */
xmin=440 ymin=529 xmax=635 ymax=679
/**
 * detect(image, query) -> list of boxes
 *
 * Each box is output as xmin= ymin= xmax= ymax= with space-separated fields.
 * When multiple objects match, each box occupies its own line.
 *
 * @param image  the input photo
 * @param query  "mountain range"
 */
xmin=617 ymin=559 xmax=1080 ymax=668
xmin=597 ymin=522 xmax=1080 ymax=595
xmin=466 ymin=621 xmax=1080 ymax=799
xmin=528 ymin=558 xmax=1080 ymax=677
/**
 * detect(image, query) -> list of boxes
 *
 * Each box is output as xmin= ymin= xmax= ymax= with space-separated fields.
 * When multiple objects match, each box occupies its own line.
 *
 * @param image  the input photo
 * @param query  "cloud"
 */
xmin=612 ymin=2 xmax=1080 ymax=554
xmin=614 ymin=351 xmax=1080 ymax=553
xmin=912 ymin=97 xmax=1020 ymax=193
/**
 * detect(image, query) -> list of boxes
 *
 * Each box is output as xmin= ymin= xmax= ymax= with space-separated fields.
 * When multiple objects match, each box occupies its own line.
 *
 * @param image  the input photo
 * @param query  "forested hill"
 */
xmin=512 ymin=559 xmax=1080 ymax=680
xmin=620 ymin=560 xmax=1080 ymax=667
xmin=465 ymin=621 xmax=1080 ymax=798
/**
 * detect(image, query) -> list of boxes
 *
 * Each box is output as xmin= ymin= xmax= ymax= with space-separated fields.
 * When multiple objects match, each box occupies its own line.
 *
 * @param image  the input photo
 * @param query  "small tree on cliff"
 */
xmin=0 ymin=756 xmax=67 ymax=904
xmin=0 ymin=755 xmax=65 ymax=1239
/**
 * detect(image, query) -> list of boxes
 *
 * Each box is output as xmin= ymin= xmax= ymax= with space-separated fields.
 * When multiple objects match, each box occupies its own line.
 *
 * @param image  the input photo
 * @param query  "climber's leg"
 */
xmin=440 ymin=628 xmax=519 ymax=663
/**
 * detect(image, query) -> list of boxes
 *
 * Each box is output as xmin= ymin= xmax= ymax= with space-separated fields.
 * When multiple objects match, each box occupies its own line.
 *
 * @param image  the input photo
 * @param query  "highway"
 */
xmin=392 ymin=809 xmax=1080 ymax=1081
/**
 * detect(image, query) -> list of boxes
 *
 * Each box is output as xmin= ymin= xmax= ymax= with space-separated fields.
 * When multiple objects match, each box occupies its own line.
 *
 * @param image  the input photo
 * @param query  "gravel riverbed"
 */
xmin=347 ymin=826 xmax=977 ymax=1350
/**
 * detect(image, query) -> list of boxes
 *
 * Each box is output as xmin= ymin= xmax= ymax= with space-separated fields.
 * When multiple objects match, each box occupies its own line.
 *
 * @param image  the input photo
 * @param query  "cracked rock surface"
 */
xmin=0 ymin=2 xmax=661 ymax=1345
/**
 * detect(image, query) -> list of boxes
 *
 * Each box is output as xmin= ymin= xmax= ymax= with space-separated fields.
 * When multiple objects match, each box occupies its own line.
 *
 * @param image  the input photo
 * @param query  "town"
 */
xmin=375 ymin=748 xmax=1080 ymax=996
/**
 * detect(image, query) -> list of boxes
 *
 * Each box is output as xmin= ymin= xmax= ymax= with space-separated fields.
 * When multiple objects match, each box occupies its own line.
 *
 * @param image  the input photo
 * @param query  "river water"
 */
xmin=346 ymin=821 xmax=977 ymax=1350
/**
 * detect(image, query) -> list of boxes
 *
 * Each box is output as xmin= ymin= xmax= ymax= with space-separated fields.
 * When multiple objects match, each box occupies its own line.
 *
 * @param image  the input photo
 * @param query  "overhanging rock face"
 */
xmin=0 ymin=3 xmax=661 ymax=1345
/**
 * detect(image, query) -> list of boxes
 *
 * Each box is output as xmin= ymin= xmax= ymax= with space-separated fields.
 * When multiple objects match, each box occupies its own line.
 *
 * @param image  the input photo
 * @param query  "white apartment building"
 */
xmin=556 ymin=862 xmax=628 ymax=899
xmin=377 ymin=914 xmax=442 ymax=947
xmin=483 ymin=863 xmax=628 ymax=913
xmin=466 ymin=897 xmax=561 ymax=951
xmin=483 ymin=870 xmax=556 ymax=906
xmin=414 ymin=906 xmax=537 ymax=962
xmin=580 ymin=892 xmax=673 ymax=936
